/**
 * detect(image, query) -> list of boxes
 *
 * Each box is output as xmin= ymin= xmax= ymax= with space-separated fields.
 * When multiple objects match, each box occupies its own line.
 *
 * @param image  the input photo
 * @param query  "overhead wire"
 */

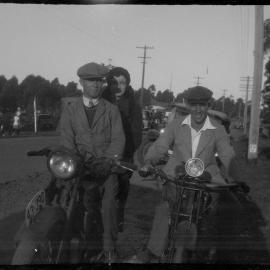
xmin=247 ymin=6 xmax=250 ymax=77
xmin=36 ymin=5 xmax=133 ymax=63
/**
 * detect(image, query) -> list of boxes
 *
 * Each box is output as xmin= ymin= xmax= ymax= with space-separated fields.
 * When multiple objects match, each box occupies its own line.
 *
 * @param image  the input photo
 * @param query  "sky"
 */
xmin=0 ymin=4 xmax=270 ymax=100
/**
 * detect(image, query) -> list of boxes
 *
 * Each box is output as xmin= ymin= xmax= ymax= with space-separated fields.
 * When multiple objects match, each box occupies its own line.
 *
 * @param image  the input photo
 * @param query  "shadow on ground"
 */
xmin=0 ymin=210 xmax=24 ymax=265
xmin=214 ymin=189 xmax=270 ymax=264
xmin=0 ymin=184 xmax=269 ymax=265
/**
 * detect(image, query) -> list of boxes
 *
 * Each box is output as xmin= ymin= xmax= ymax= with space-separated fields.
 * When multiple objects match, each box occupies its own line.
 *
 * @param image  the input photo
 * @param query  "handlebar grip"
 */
xmin=27 ymin=151 xmax=41 ymax=156
xmin=27 ymin=148 xmax=51 ymax=157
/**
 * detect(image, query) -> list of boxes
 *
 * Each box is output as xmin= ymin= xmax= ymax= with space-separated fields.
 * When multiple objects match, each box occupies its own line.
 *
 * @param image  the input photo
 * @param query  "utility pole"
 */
xmin=238 ymin=101 xmax=242 ymax=118
xmin=170 ymin=73 xmax=175 ymax=103
xmin=169 ymin=73 xmax=173 ymax=92
xmin=240 ymin=76 xmax=253 ymax=135
xmin=194 ymin=76 xmax=203 ymax=86
xmin=248 ymin=5 xmax=264 ymax=161
xmin=137 ymin=45 xmax=154 ymax=107
xmin=33 ymin=96 xmax=37 ymax=133
xmin=221 ymin=89 xmax=228 ymax=112
xmin=108 ymin=58 xmax=113 ymax=70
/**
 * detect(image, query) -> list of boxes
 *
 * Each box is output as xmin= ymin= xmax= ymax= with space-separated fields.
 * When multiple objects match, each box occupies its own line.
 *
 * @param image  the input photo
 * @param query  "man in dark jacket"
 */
xmin=102 ymin=67 xmax=143 ymax=231
xmin=59 ymin=62 xmax=126 ymax=263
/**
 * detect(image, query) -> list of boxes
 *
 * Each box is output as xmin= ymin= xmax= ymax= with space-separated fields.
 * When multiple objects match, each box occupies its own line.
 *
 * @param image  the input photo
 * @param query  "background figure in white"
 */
xmin=12 ymin=108 xmax=21 ymax=136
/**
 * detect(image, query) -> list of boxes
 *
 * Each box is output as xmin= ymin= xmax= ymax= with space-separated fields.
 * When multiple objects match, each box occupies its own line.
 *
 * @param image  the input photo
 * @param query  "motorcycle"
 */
xmin=138 ymin=158 xmax=250 ymax=263
xmin=11 ymin=146 xmax=136 ymax=265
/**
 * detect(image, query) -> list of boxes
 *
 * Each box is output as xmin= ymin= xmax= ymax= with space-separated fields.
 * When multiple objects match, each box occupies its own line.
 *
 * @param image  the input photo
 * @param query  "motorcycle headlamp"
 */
xmin=47 ymin=148 xmax=80 ymax=180
xmin=185 ymin=158 xmax=204 ymax=178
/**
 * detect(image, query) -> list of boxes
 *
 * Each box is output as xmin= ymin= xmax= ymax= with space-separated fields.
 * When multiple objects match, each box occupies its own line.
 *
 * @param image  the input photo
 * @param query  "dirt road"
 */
xmin=0 ymin=130 xmax=270 ymax=264
xmin=0 ymin=136 xmax=60 ymax=184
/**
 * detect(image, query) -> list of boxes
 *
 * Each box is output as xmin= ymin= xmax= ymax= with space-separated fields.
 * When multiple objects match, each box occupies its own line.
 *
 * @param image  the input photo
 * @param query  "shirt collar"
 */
xmin=182 ymin=115 xmax=216 ymax=131
xmin=83 ymin=95 xmax=99 ymax=108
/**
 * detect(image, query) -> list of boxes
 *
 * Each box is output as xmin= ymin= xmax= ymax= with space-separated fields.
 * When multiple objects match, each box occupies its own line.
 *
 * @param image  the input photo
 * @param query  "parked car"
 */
xmin=20 ymin=114 xmax=57 ymax=132
xmin=37 ymin=114 xmax=56 ymax=131
xmin=137 ymin=103 xmax=189 ymax=165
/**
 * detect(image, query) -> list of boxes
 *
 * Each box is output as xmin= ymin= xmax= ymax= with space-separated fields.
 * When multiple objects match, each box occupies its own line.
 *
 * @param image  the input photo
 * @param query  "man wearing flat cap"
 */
xmin=128 ymin=86 xmax=236 ymax=263
xmin=59 ymin=62 xmax=125 ymax=263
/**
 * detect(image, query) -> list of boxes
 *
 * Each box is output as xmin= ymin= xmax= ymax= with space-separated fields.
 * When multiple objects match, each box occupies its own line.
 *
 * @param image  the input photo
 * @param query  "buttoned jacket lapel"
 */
xmin=76 ymin=97 xmax=91 ymax=131
xmin=91 ymin=98 xmax=106 ymax=129
xmin=194 ymin=129 xmax=214 ymax=157
xmin=75 ymin=98 xmax=107 ymax=131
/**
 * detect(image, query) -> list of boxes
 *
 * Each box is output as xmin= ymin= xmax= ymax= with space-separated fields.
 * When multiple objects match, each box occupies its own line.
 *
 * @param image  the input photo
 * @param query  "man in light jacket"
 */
xmin=128 ymin=86 xmax=236 ymax=263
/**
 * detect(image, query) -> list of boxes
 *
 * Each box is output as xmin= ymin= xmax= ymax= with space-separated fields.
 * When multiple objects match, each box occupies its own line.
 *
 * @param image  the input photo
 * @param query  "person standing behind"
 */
xmin=102 ymin=67 xmax=143 ymax=231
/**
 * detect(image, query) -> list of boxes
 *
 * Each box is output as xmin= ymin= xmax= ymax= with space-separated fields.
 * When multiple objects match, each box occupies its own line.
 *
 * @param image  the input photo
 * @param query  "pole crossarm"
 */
xmin=194 ymin=76 xmax=204 ymax=86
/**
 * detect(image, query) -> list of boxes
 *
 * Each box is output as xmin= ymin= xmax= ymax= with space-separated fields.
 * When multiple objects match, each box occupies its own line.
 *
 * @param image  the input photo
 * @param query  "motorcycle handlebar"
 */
xmin=141 ymin=167 xmax=246 ymax=192
xmin=27 ymin=148 xmax=51 ymax=157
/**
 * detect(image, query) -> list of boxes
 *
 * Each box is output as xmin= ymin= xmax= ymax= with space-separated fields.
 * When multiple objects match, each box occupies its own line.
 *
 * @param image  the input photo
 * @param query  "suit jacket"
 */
xmin=59 ymin=97 xmax=125 ymax=159
xmin=145 ymin=115 xmax=235 ymax=183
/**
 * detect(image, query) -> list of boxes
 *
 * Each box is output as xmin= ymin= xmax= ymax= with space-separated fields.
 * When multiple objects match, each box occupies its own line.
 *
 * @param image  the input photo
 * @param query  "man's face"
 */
xmin=80 ymin=78 xmax=104 ymax=99
xmin=189 ymin=102 xmax=209 ymax=126
xmin=113 ymin=75 xmax=127 ymax=95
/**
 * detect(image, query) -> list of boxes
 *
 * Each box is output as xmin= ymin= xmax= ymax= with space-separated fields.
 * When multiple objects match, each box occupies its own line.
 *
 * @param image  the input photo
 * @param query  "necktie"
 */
xmin=89 ymin=100 xmax=94 ymax=108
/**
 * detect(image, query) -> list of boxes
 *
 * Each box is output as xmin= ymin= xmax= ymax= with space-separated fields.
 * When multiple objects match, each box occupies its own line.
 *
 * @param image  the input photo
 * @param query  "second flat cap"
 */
xmin=77 ymin=62 xmax=109 ymax=80
xmin=184 ymin=86 xmax=213 ymax=104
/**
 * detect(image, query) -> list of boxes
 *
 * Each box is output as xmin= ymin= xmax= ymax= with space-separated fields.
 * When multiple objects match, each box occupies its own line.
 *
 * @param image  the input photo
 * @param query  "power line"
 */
xmin=247 ymin=7 xmax=251 ymax=74
xmin=37 ymin=6 xmax=131 ymax=61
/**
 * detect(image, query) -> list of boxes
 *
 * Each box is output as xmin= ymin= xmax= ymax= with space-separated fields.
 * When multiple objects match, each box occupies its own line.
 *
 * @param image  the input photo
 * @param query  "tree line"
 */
xmin=261 ymin=19 xmax=270 ymax=124
xmin=0 ymin=74 xmax=246 ymax=128
xmin=135 ymin=84 xmax=245 ymax=119
xmin=0 ymin=74 xmax=82 ymax=131
xmin=0 ymin=74 xmax=80 ymax=114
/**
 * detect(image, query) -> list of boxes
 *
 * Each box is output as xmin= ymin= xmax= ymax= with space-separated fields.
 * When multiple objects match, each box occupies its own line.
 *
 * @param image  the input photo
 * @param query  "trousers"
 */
xmin=83 ymin=174 xmax=120 ymax=251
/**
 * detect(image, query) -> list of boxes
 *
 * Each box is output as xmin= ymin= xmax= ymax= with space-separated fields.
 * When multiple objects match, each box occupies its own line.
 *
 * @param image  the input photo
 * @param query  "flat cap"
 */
xmin=184 ymin=86 xmax=213 ymax=104
xmin=77 ymin=62 xmax=109 ymax=80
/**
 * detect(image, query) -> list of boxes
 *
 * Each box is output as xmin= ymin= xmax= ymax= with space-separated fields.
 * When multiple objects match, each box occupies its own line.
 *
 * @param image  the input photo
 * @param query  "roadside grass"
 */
xmin=232 ymin=134 xmax=270 ymax=252
xmin=0 ymin=131 xmax=59 ymax=139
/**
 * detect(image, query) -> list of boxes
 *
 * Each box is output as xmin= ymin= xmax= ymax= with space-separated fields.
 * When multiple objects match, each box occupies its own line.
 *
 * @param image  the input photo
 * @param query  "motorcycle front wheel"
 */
xmin=11 ymin=220 xmax=65 ymax=265
xmin=163 ymin=220 xmax=198 ymax=263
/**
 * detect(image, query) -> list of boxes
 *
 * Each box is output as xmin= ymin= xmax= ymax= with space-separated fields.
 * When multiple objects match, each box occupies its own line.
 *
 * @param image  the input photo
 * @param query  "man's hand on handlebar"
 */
xmin=139 ymin=160 xmax=154 ymax=178
xmin=198 ymin=171 xmax=212 ymax=182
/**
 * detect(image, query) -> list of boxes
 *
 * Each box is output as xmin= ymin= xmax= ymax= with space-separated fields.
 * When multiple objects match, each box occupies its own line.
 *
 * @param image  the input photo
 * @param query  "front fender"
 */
xmin=15 ymin=206 xmax=67 ymax=244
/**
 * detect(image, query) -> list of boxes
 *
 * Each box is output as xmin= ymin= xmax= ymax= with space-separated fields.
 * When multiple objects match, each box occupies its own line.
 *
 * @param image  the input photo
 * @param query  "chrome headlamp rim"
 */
xmin=47 ymin=147 xmax=80 ymax=180
xmin=185 ymin=158 xmax=204 ymax=178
